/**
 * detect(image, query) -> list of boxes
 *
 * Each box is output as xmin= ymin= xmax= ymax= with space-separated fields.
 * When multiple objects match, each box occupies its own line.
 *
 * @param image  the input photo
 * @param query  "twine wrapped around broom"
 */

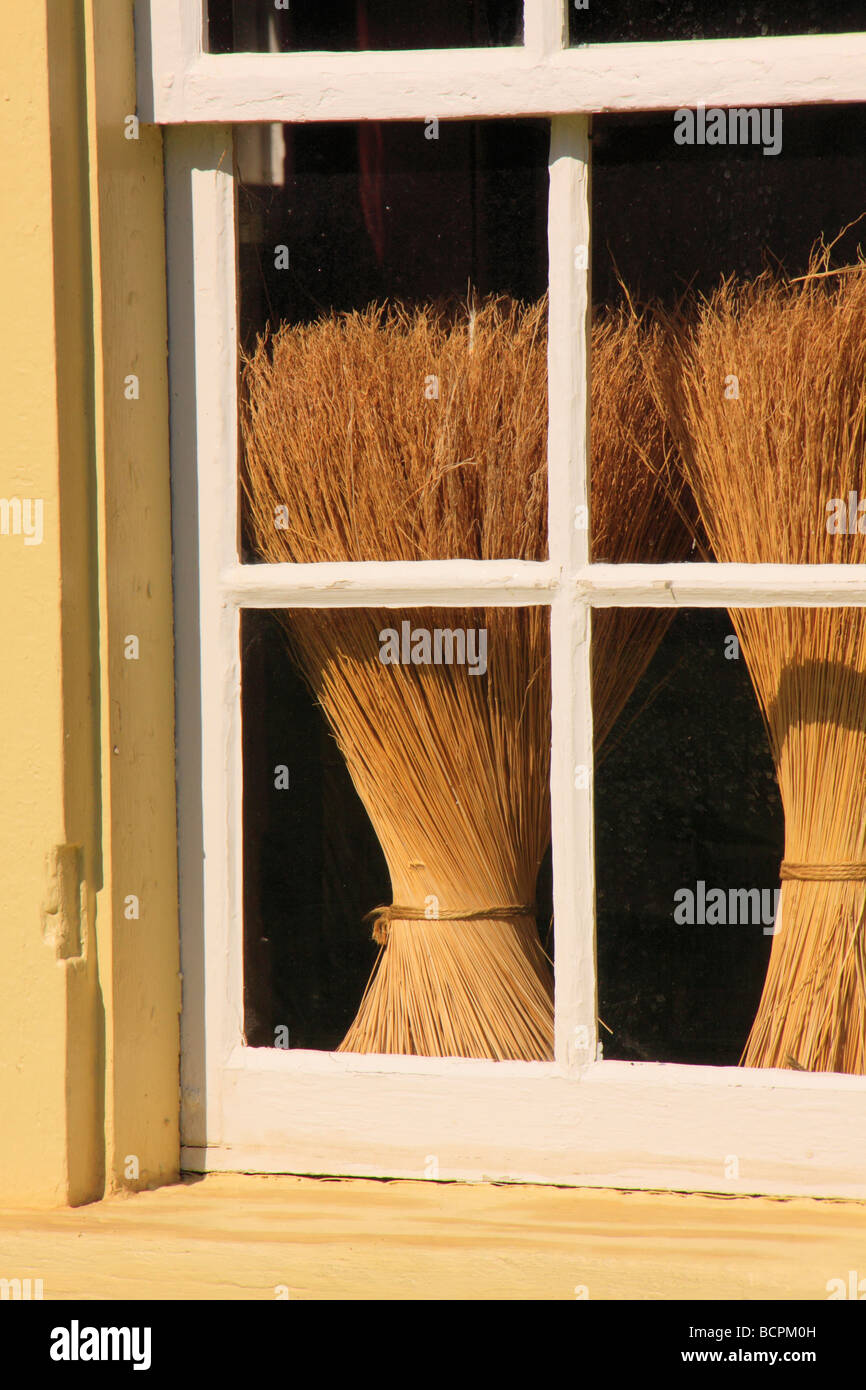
xmin=241 ymin=296 xmax=692 ymax=1058
xmin=653 ymin=249 xmax=866 ymax=1074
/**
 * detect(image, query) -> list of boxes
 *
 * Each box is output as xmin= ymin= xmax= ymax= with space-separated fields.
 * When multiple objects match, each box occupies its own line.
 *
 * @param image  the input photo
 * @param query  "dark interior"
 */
xmin=208 ymin=0 xmax=523 ymax=53
xmin=569 ymin=0 xmax=865 ymax=43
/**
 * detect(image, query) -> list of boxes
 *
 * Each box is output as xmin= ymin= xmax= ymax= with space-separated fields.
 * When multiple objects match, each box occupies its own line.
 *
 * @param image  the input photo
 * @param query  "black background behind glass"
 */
xmin=209 ymin=0 xmax=523 ymax=52
xmin=237 ymin=118 xmax=549 ymax=346
xmin=592 ymin=104 xmax=866 ymax=307
xmin=570 ymin=0 xmax=865 ymax=44
xmin=595 ymin=610 xmax=781 ymax=1065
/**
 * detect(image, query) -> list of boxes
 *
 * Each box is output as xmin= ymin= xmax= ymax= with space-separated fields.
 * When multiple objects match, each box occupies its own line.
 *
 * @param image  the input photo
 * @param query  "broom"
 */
xmin=240 ymin=295 xmax=691 ymax=1058
xmin=653 ymin=249 xmax=866 ymax=1073
xmin=590 ymin=308 xmax=696 ymax=749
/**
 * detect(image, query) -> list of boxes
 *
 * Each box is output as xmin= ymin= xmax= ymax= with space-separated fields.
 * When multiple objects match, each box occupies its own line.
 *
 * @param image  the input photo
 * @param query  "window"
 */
xmin=143 ymin=0 xmax=866 ymax=1193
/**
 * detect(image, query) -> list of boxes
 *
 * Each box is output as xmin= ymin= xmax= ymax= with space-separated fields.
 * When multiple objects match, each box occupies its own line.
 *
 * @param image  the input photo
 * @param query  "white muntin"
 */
xmin=378 ymin=620 xmax=488 ymax=676
xmin=673 ymin=104 xmax=783 ymax=156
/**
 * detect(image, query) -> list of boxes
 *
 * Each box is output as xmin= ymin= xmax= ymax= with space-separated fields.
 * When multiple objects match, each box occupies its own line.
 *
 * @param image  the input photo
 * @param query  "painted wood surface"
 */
xmin=137 ymin=0 xmax=866 ymax=125
xmin=85 ymin=0 xmax=180 ymax=1202
xmin=547 ymin=115 xmax=596 ymax=1069
xmin=2 ymin=1172 xmax=865 ymax=1299
xmin=185 ymin=1053 xmax=866 ymax=1199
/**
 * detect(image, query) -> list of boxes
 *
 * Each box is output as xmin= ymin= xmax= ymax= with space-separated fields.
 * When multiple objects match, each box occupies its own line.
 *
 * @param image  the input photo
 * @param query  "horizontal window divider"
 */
xmin=142 ymin=33 xmax=866 ymax=124
xmin=222 ymin=559 xmax=561 ymax=607
xmin=226 ymin=1044 xmax=559 ymax=1079
xmin=576 ymin=563 xmax=866 ymax=607
xmin=224 ymin=1044 xmax=866 ymax=1092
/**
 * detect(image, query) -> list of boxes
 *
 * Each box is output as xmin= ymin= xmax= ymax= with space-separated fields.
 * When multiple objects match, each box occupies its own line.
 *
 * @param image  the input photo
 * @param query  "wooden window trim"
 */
xmin=157 ymin=0 xmax=866 ymax=1194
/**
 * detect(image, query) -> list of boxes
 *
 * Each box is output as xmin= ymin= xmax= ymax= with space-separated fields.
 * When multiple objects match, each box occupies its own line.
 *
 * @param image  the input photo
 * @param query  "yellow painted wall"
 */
xmin=3 ymin=1174 xmax=866 ymax=1301
xmin=0 ymin=0 xmax=95 ymax=1207
xmin=0 ymin=0 xmax=179 ymax=1207
xmin=83 ymin=0 xmax=180 ymax=1201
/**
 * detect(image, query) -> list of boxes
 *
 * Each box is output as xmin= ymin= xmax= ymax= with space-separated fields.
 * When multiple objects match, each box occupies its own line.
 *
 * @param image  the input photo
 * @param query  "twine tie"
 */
xmin=364 ymin=903 xmax=537 ymax=945
xmin=780 ymin=863 xmax=866 ymax=882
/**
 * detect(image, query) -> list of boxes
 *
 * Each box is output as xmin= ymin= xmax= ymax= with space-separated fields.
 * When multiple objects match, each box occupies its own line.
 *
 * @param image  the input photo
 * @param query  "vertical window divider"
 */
xmin=523 ymin=0 xmax=568 ymax=54
xmin=547 ymin=114 xmax=597 ymax=1071
xmin=167 ymin=123 xmax=243 ymax=1128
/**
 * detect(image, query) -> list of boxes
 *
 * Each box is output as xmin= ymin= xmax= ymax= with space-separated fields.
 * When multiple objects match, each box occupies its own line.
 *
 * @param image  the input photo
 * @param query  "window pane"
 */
xmin=593 ymin=607 xmax=777 ymax=1066
xmin=591 ymin=103 xmax=866 ymax=562
xmin=593 ymin=604 xmax=866 ymax=1075
xmin=236 ymin=118 xmax=549 ymax=562
xmin=569 ymin=0 xmax=864 ymax=43
xmin=208 ymin=0 xmax=523 ymax=53
xmin=242 ymin=605 xmax=553 ymax=1058
xmin=236 ymin=119 xmax=548 ymax=335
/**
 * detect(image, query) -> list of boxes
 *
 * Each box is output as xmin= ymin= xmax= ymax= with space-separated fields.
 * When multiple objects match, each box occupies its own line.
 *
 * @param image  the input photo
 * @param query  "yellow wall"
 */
xmin=0 ymin=3 xmax=78 ymax=1206
xmin=0 ymin=0 xmax=179 ymax=1207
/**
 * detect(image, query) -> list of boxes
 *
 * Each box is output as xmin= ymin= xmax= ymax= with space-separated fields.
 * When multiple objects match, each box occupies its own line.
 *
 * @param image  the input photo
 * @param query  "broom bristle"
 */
xmin=653 ymin=251 xmax=866 ymax=1074
xmin=590 ymin=308 xmax=696 ymax=746
xmin=241 ymin=295 xmax=690 ymax=1058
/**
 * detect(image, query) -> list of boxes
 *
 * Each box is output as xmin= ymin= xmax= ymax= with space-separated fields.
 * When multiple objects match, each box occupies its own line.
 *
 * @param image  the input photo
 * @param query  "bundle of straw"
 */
xmin=241 ymin=296 xmax=690 ymax=1058
xmin=590 ymin=309 xmax=695 ymax=748
xmin=654 ymin=252 xmax=866 ymax=1073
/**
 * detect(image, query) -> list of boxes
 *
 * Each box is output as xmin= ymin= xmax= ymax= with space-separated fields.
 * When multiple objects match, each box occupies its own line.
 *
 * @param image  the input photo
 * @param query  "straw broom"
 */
xmin=653 ymin=252 xmax=866 ymax=1073
xmin=590 ymin=308 xmax=696 ymax=748
xmin=241 ymin=296 xmax=691 ymax=1058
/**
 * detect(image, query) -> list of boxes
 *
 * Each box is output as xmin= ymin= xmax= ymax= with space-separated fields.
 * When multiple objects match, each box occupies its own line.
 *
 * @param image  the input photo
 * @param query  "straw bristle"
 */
xmin=241 ymin=295 xmax=689 ymax=1058
xmin=654 ymin=253 xmax=866 ymax=1073
xmin=241 ymin=297 xmax=549 ymax=566
xmin=590 ymin=307 xmax=696 ymax=746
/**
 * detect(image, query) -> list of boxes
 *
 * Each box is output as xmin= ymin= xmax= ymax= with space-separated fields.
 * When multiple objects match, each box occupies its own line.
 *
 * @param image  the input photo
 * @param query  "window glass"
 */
xmin=569 ymin=0 xmax=865 ymax=44
xmin=236 ymin=117 xmax=549 ymax=563
xmin=595 ymin=603 xmax=866 ymax=1074
xmin=242 ymin=606 xmax=553 ymax=1057
xmin=594 ymin=606 xmax=778 ymax=1065
xmin=591 ymin=103 xmax=866 ymax=562
xmin=208 ymin=0 xmax=523 ymax=53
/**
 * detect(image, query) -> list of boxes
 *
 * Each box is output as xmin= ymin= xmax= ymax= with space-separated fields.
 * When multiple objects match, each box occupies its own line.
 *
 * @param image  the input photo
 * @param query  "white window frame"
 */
xmin=148 ymin=0 xmax=866 ymax=1196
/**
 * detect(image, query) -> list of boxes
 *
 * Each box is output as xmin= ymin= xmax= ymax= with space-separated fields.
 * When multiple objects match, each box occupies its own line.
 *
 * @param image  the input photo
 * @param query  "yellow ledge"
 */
xmin=2 ymin=1175 xmax=866 ymax=1300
